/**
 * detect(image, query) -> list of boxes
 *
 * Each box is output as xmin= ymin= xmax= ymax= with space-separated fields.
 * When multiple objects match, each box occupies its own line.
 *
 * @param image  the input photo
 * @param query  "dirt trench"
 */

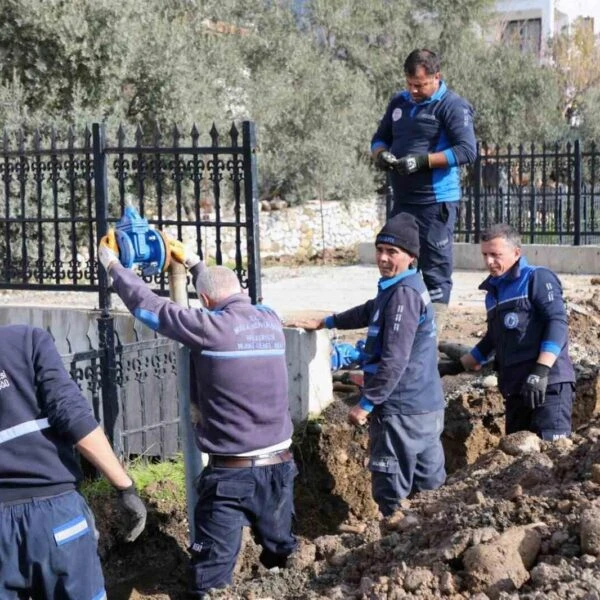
xmin=96 ymin=287 xmax=600 ymax=599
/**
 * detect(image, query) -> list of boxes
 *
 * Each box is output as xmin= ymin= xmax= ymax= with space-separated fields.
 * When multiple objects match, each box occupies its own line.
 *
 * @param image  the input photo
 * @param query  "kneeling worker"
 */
xmin=290 ymin=213 xmax=446 ymax=516
xmin=440 ymin=223 xmax=575 ymax=440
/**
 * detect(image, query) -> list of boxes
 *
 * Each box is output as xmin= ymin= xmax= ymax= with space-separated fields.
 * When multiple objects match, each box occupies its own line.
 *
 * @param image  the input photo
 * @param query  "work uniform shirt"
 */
xmin=371 ymin=81 xmax=476 ymax=205
xmin=325 ymin=268 xmax=444 ymax=415
xmin=111 ymin=262 xmax=293 ymax=456
xmin=0 ymin=325 xmax=99 ymax=502
xmin=470 ymin=257 xmax=575 ymax=396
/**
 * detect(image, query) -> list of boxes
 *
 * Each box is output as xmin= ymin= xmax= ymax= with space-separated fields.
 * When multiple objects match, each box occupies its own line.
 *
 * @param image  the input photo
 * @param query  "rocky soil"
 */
xmin=94 ymin=281 xmax=600 ymax=600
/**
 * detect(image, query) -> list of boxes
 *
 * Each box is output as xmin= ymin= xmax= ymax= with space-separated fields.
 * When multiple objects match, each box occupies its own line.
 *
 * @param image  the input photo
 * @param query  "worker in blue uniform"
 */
xmin=371 ymin=48 xmax=477 ymax=335
xmin=98 ymin=232 xmax=297 ymax=598
xmin=0 ymin=324 xmax=146 ymax=600
xmin=289 ymin=213 xmax=446 ymax=516
xmin=440 ymin=223 xmax=575 ymax=440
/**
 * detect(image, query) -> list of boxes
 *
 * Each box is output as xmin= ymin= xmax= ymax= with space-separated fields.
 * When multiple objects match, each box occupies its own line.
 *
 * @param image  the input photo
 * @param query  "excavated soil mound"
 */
xmin=97 ymin=288 xmax=600 ymax=599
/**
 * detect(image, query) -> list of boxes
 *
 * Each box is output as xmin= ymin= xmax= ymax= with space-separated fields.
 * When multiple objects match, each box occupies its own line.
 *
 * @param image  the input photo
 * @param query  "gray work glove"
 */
xmin=117 ymin=484 xmax=147 ymax=542
xmin=394 ymin=154 xmax=429 ymax=176
xmin=520 ymin=364 xmax=550 ymax=410
xmin=438 ymin=358 xmax=465 ymax=377
xmin=375 ymin=151 xmax=399 ymax=171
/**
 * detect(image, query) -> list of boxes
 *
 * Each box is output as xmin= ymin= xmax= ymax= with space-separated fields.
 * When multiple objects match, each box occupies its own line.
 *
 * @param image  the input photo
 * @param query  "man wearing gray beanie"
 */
xmin=290 ymin=213 xmax=446 ymax=517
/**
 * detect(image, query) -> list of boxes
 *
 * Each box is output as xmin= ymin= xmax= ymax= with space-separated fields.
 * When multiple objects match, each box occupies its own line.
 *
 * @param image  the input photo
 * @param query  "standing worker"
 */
xmin=0 ymin=324 xmax=147 ymax=600
xmin=97 ymin=231 xmax=298 ymax=599
xmin=371 ymin=48 xmax=477 ymax=334
xmin=439 ymin=223 xmax=575 ymax=440
xmin=289 ymin=213 xmax=446 ymax=517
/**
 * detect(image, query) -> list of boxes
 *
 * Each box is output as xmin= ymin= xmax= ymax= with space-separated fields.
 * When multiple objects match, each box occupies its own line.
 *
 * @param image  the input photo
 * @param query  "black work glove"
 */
xmin=117 ymin=484 xmax=147 ymax=542
xmin=394 ymin=154 xmax=429 ymax=176
xmin=438 ymin=358 xmax=466 ymax=377
xmin=520 ymin=364 xmax=550 ymax=410
xmin=375 ymin=150 xmax=399 ymax=171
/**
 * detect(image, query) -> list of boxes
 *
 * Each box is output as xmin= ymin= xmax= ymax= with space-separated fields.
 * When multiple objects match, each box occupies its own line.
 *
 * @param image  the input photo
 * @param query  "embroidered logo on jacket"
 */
xmin=0 ymin=370 xmax=10 ymax=391
xmin=392 ymin=108 xmax=402 ymax=121
xmin=503 ymin=312 xmax=519 ymax=329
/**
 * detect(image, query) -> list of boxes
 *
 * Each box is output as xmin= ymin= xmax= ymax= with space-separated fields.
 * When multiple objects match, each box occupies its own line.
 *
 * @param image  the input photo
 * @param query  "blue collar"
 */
xmin=378 ymin=267 xmax=417 ymax=291
xmin=400 ymin=80 xmax=447 ymax=106
xmin=479 ymin=256 xmax=528 ymax=291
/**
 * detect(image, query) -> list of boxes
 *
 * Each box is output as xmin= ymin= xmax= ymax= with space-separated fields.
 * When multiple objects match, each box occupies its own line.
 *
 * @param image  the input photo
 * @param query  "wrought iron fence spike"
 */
xmin=210 ymin=122 xmax=219 ymax=145
xmin=117 ymin=123 xmax=126 ymax=146
xmin=135 ymin=124 xmax=143 ymax=146
xmin=191 ymin=123 xmax=199 ymax=140
xmin=153 ymin=120 xmax=162 ymax=145
xmin=230 ymin=122 xmax=239 ymax=145
xmin=67 ymin=126 xmax=75 ymax=148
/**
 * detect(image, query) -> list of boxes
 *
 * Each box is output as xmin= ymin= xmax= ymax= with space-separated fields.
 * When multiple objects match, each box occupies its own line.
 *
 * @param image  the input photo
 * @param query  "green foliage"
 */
xmin=81 ymin=455 xmax=186 ymax=503
xmin=446 ymin=41 xmax=569 ymax=144
xmin=0 ymin=0 xmax=587 ymax=202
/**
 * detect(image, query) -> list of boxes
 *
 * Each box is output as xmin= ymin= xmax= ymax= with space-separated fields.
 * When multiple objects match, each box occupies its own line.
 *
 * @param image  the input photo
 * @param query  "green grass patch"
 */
xmin=81 ymin=455 xmax=186 ymax=504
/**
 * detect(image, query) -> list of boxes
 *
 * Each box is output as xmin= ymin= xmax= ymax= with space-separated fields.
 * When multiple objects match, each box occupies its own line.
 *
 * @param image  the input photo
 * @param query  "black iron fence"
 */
xmin=0 ymin=121 xmax=260 ymax=458
xmin=386 ymin=141 xmax=600 ymax=245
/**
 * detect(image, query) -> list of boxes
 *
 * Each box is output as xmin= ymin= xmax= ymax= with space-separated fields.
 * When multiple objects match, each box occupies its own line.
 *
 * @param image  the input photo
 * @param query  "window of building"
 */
xmin=502 ymin=18 xmax=542 ymax=56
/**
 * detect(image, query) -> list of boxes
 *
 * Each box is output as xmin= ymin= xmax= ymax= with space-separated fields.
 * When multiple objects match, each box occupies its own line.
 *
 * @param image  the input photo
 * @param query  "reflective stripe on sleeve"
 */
xmin=0 ymin=418 xmax=50 ymax=445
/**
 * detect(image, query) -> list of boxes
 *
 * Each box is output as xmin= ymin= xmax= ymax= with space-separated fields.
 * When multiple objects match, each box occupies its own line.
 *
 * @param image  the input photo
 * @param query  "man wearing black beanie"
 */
xmin=290 ymin=213 xmax=446 ymax=517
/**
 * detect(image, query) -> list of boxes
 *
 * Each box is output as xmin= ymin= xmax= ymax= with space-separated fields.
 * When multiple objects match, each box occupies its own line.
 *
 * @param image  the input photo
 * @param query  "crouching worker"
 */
xmin=0 ymin=324 xmax=146 ymax=600
xmin=439 ymin=223 xmax=575 ymax=440
xmin=98 ymin=231 xmax=298 ymax=599
xmin=289 ymin=213 xmax=446 ymax=517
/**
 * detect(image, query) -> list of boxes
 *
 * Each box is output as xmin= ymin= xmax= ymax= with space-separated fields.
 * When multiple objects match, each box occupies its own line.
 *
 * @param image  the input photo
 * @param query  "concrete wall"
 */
xmin=0 ymin=307 xmax=333 ymax=426
xmin=359 ymin=242 xmax=600 ymax=274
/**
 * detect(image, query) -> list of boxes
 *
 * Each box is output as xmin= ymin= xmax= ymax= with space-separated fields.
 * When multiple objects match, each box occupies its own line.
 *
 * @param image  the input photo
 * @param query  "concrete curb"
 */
xmin=358 ymin=242 xmax=600 ymax=274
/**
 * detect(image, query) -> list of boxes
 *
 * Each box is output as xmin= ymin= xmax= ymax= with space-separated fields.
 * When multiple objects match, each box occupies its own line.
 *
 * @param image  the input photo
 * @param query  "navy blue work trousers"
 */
xmin=368 ymin=410 xmax=446 ymax=517
xmin=391 ymin=202 xmax=458 ymax=305
xmin=0 ymin=490 xmax=106 ymax=600
xmin=188 ymin=460 xmax=298 ymax=598
xmin=505 ymin=382 xmax=574 ymax=440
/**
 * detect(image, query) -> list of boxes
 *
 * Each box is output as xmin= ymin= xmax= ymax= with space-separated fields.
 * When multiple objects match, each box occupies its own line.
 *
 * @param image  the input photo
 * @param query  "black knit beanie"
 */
xmin=375 ymin=212 xmax=420 ymax=258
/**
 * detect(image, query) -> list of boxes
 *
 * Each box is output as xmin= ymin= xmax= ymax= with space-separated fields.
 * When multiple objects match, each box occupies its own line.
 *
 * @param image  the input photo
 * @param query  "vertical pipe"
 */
xmin=169 ymin=260 xmax=202 ymax=545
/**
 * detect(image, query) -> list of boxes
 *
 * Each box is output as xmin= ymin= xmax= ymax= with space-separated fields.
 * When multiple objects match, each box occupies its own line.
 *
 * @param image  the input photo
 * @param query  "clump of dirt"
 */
xmin=96 ymin=292 xmax=600 ymax=599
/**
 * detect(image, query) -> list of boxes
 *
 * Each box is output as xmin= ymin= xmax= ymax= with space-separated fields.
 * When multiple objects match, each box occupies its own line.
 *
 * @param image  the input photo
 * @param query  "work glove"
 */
xmin=394 ymin=154 xmax=430 ymax=176
xmin=98 ymin=228 xmax=120 ymax=272
xmin=168 ymin=237 xmax=201 ymax=269
xmin=520 ymin=363 xmax=550 ymax=410
xmin=117 ymin=484 xmax=147 ymax=542
xmin=375 ymin=150 xmax=400 ymax=171
xmin=438 ymin=358 xmax=466 ymax=377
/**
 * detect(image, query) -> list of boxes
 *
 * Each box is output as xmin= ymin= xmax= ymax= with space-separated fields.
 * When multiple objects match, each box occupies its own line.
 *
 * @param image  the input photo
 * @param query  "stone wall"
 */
xmin=196 ymin=197 xmax=386 ymax=262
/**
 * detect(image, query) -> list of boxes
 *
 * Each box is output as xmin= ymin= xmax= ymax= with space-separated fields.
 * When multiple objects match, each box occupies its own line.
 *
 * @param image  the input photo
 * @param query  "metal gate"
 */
xmin=0 ymin=121 xmax=261 ymax=458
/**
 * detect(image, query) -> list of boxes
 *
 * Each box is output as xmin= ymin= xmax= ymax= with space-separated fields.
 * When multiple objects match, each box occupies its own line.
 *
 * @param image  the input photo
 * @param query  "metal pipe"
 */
xmin=169 ymin=260 xmax=202 ymax=544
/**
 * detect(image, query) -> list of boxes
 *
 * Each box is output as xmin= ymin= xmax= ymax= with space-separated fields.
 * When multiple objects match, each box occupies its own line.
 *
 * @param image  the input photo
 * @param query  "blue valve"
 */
xmin=330 ymin=339 xmax=367 ymax=371
xmin=114 ymin=206 xmax=169 ymax=276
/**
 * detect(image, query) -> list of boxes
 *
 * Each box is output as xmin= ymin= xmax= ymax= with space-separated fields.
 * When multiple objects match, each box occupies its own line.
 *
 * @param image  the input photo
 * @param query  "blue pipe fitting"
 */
xmin=115 ymin=206 xmax=168 ymax=277
xmin=330 ymin=339 xmax=367 ymax=371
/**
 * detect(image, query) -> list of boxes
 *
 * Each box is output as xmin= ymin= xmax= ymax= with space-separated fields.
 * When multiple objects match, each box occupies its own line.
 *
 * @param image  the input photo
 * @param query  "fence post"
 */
xmin=93 ymin=123 xmax=121 ymax=452
xmin=473 ymin=144 xmax=482 ymax=243
xmin=242 ymin=121 xmax=262 ymax=304
xmin=574 ymin=139 xmax=582 ymax=246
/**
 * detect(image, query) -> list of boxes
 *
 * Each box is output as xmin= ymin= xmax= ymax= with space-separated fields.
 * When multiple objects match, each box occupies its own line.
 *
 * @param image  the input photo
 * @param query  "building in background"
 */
xmin=488 ymin=0 xmax=600 ymax=59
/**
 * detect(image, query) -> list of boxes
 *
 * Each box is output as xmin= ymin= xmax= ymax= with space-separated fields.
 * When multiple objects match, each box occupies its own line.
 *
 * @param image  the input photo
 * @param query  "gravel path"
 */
xmin=0 ymin=266 xmax=595 ymax=320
